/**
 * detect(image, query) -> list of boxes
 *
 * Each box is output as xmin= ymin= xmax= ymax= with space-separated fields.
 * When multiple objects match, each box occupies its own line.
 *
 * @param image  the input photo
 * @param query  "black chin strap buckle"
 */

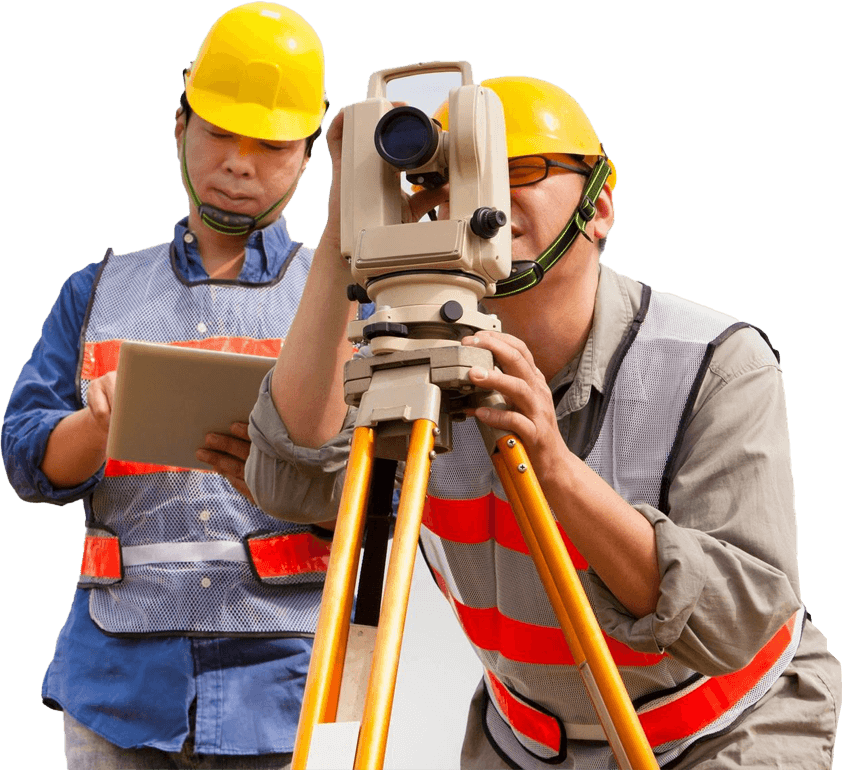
xmin=198 ymin=204 xmax=256 ymax=236
xmin=510 ymin=260 xmax=544 ymax=283
xmin=574 ymin=195 xmax=596 ymax=243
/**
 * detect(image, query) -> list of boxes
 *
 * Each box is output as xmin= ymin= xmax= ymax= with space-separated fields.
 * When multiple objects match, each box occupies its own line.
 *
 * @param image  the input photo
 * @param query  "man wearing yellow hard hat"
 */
xmin=247 ymin=72 xmax=840 ymax=768
xmin=3 ymin=4 xmax=333 ymax=767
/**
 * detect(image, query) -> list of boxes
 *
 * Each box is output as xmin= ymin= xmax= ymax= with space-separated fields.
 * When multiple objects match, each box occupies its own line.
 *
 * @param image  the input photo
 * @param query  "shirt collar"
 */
xmin=172 ymin=216 xmax=296 ymax=284
xmin=550 ymin=264 xmax=642 ymax=416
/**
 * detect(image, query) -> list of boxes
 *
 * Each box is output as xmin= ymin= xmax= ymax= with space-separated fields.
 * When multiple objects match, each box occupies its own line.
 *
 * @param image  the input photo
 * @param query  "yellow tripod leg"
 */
xmin=494 ymin=434 xmax=658 ymax=770
xmin=292 ymin=426 xmax=375 ymax=770
xmin=355 ymin=418 xmax=436 ymax=770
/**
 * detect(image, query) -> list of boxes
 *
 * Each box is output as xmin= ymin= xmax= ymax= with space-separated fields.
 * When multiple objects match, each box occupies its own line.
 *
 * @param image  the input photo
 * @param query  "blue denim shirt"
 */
xmin=3 ymin=218 xmax=316 ymax=754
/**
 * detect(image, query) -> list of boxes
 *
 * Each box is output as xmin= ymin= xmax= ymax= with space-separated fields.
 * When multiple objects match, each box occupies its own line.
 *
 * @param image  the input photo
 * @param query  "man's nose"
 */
xmin=224 ymin=138 xmax=258 ymax=177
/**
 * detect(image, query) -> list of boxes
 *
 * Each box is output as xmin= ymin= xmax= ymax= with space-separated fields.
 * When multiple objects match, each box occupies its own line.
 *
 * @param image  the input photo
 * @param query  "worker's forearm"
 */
xmin=272 ymin=223 xmax=357 ymax=448
xmin=40 ymin=408 xmax=108 ymax=488
xmin=544 ymin=453 xmax=660 ymax=619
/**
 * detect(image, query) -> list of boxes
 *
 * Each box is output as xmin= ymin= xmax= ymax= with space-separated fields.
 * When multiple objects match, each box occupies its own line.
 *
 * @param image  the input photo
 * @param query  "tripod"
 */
xmin=290 ymin=344 xmax=659 ymax=770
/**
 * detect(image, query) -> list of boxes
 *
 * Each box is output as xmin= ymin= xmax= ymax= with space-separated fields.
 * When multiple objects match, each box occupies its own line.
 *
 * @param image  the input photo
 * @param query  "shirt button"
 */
xmin=184 ymin=232 xmax=195 ymax=244
xmin=199 ymin=510 xmax=211 ymax=522
xmin=201 ymin=577 xmax=211 ymax=589
xmin=197 ymin=322 xmax=207 ymax=333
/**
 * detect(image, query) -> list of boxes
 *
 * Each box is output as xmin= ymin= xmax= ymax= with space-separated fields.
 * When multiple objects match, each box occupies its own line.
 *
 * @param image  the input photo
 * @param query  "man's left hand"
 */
xmin=196 ymin=422 xmax=255 ymax=504
xmin=463 ymin=331 xmax=571 ymax=487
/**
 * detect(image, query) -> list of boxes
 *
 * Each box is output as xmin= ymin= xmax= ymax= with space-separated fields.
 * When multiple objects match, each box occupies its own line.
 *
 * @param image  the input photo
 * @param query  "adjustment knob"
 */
xmin=363 ymin=322 xmax=409 ymax=341
xmin=346 ymin=284 xmax=371 ymax=304
xmin=470 ymin=207 xmax=507 ymax=239
xmin=440 ymin=301 xmax=464 ymax=323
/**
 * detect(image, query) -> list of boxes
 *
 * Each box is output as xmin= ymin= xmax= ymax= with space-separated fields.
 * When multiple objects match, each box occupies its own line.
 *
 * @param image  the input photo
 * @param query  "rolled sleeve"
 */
xmin=587 ymin=327 xmax=802 ymax=676
xmin=246 ymin=369 xmax=354 ymax=523
xmin=589 ymin=503 xmax=800 ymax=676
xmin=3 ymin=262 xmax=102 ymax=504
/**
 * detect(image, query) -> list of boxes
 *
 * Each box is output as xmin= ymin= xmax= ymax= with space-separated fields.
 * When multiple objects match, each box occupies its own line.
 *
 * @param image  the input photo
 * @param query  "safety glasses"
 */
xmin=508 ymin=155 xmax=591 ymax=188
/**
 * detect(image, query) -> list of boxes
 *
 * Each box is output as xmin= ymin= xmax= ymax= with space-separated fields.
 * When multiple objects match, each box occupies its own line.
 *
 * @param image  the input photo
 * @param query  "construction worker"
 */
xmin=245 ymin=76 xmax=841 ymax=767
xmin=2 ymin=4 xmax=331 ymax=767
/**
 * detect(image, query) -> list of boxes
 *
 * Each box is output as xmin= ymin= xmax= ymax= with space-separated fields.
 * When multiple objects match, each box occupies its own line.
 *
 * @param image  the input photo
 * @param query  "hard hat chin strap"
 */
xmin=492 ymin=157 xmax=612 ymax=298
xmin=180 ymin=133 xmax=304 ymax=237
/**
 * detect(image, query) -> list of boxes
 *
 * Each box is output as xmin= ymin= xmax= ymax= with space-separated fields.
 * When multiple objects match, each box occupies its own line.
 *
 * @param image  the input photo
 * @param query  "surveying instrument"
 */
xmin=291 ymin=62 xmax=658 ymax=770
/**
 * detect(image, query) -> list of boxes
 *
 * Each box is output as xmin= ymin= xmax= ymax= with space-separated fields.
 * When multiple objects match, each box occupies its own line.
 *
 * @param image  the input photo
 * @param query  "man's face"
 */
xmin=437 ymin=154 xmax=602 ymax=262
xmin=176 ymin=113 xmax=308 ymax=225
xmin=507 ymin=154 xmax=591 ymax=262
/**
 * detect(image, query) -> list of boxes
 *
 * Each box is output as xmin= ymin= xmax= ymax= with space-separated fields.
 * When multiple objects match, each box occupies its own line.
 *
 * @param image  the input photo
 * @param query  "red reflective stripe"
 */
xmin=104 ymin=459 xmax=202 ymax=477
xmin=82 ymin=337 xmax=283 ymax=380
xmin=81 ymin=536 xmax=121 ymax=579
xmin=638 ymin=613 xmax=797 ymax=747
xmin=424 ymin=494 xmax=587 ymax=570
xmin=431 ymin=567 xmax=664 ymax=667
xmin=247 ymin=533 xmax=331 ymax=578
xmin=486 ymin=671 xmax=561 ymax=754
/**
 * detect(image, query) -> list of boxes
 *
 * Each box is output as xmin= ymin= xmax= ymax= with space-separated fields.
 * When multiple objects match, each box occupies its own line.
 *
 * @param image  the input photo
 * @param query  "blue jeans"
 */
xmin=64 ymin=714 xmax=292 ymax=770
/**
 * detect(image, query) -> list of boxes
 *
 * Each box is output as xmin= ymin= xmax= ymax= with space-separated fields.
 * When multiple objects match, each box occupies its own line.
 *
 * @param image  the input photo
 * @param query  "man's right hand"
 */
xmin=40 ymin=371 xmax=117 ymax=488
xmin=85 ymin=371 xmax=117 ymax=439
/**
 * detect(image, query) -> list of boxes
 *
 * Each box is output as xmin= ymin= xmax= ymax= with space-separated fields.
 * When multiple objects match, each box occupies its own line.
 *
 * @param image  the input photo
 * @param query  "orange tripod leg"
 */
xmin=354 ymin=418 xmax=436 ymax=770
xmin=494 ymin=434 xmax=658 ymax=770
xmin=292 ymin=426 xmax=375 ymax=770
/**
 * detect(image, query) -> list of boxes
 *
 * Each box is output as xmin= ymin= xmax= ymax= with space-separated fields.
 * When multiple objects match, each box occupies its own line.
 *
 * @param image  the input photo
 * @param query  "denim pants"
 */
xmin=64 ymin=714 xmax=293 ymax=770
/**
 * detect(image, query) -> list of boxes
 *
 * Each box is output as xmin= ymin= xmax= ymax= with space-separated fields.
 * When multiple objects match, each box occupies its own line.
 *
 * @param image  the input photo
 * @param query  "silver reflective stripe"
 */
xmin=566 ymin=723 xmax=608 ymax=741
xmin=121 ymin=541 xmax=249 ymax=566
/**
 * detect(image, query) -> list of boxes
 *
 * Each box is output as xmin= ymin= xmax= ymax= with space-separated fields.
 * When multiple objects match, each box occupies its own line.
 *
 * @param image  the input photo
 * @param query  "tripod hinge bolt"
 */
xmin=507 ymin=438 xmax=517 ymax=448
xmin=432 ymin=427 xmax=441 ymax=436
xmin=517 ymin=463 xmax=528 ymax=473
xmin=429 ymin=451 xmax=437 ymax=461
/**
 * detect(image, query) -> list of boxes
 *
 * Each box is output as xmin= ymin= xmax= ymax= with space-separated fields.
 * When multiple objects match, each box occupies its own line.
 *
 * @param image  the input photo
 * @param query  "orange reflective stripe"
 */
xmin=82 ymin=337 xmax=283 ymax=380
xmin=638 ymin=612 xmax=798 ymax=746
xmin=424 ymin=494 xmax=587 ymax=570
xmin=431 ymin=566 xmax=664 ymax=667
xmin=486 ymin=671 xmax=562 ymax=755
xmin=81 ymin=531 xmax=330 ymax=581
xmin=81 ymin=535 xmax=122 ymax=579
xmin=247 ymin=533 xmax=331 ymax=579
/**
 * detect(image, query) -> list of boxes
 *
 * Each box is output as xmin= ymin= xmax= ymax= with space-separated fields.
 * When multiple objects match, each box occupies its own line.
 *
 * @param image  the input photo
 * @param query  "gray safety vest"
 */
xmin=421 ymin=286 xmax=802 ymax=767
xmin=76 ymin=240 xmax=331 ymax=637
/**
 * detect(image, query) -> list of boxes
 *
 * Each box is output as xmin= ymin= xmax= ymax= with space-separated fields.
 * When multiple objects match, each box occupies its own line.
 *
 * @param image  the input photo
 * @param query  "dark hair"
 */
xmin=179 ymin=91 xmax=324 ymax=157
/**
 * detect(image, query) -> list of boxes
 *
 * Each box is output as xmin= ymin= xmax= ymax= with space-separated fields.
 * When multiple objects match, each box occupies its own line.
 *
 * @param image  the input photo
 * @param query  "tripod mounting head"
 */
xmin=341 ymin=62 xmax=512 ymax=355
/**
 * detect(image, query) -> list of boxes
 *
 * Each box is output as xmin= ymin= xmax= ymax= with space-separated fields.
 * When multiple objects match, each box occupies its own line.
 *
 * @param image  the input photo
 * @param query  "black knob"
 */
xmin=346 ymin=284 xmax=371 ymax=304
xmin=470 ymin=207 xmax=507 ymax=239
xmin=440 ymin=301 xmax=464 ymax=322
xmin=363 ymin=322 xmax=409 ymax=341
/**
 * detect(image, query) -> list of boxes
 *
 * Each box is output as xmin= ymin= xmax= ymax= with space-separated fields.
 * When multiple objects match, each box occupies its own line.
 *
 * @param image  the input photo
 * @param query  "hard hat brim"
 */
xmin=187 ymin=87 xmax=325 ymax=142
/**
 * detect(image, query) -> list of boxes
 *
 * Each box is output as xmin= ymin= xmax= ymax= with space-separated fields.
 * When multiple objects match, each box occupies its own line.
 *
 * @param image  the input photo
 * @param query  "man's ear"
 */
xmin=175 ymin=108 xmax=186 ymax=152
xmin=593 ymin=183 xmax=614 ymax=241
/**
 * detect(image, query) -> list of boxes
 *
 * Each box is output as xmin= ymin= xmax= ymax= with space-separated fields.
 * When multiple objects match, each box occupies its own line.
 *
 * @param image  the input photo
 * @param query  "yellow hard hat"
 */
xmin=185 ymin=3 xmax=326 ymax=142
xmin=435 ymin=75 xmax=615 ymax=189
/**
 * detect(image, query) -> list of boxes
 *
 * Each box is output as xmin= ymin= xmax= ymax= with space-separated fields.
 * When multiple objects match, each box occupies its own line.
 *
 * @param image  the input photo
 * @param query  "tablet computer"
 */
xmin=106 ymin=341 xmax=275 ymax=470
